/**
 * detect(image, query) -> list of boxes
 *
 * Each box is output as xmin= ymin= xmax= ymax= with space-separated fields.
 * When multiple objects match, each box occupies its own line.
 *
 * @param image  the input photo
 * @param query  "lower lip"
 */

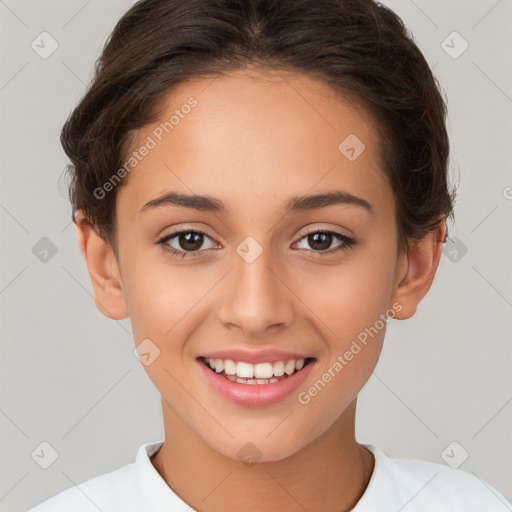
xmin=197 ymin=358 xmax=315 ymax=407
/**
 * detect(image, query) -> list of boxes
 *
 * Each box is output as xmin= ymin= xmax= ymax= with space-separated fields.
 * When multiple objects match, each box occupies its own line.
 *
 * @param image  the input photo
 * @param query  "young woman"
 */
xmin=28 ymin=0 xmax=511 ymax=510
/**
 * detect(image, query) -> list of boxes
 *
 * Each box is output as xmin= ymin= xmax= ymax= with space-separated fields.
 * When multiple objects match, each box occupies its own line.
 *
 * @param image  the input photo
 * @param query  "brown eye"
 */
xmin=307 ymin=232 xmax=333 ymax=251
xmin=176 ymin=232 xmax=204 ymax=251
xmin=157 ymin=229 xmax=218 ymax=257
xmin=294 ymin=230 xmax=355 ymax=254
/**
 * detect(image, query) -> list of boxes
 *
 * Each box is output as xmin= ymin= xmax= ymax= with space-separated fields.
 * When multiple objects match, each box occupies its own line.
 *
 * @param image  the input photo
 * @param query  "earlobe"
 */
xmin=74 ymin=210 xmax=129 ymax=320
xmin=390 ymin=221 xmax=446 ymax=320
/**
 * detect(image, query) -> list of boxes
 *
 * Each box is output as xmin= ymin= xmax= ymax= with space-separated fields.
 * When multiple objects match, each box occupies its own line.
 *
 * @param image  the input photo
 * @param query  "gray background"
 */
xmin=0 ymin=0 xmax=511 ymax=510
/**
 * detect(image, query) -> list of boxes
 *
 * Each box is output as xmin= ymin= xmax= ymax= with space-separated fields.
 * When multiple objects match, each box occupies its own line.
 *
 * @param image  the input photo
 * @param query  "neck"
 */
xmin=151 ymin=399 xmax=374 ymax=512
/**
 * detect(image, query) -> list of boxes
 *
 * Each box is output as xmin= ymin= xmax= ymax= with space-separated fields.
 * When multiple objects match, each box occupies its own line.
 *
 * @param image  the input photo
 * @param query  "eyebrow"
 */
xmin=139 ymin=190 xmax=374 ymax=216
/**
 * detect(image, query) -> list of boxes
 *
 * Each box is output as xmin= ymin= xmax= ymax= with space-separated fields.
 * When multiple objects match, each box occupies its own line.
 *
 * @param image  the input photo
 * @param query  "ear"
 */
xmin=74 ymin=210 xmax=129 ymax=320
xmin=390 ymin=220 xmax=446 ymax=320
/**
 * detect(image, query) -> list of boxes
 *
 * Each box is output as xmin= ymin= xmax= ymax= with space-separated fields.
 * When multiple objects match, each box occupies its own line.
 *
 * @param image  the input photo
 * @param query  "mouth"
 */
xmin=198 ymin=356 xmax=316 ymax=385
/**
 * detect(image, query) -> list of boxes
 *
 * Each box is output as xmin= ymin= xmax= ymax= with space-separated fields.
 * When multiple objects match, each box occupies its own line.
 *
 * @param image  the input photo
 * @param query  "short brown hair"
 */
xmin=61 ymin=0 xmax=455 ymax=255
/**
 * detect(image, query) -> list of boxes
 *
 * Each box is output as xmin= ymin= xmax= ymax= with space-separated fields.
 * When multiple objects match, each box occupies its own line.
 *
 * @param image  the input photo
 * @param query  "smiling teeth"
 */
xmin=205 ymin=358 xmax=306 ymax=379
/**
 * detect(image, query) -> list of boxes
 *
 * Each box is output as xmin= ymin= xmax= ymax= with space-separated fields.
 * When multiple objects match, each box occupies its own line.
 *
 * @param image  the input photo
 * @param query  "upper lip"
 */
xmin=198 ymin=349 xmax=314 ymax=365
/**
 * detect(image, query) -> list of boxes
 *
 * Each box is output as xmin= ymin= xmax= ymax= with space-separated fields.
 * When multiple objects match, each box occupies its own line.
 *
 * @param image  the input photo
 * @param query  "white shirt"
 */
xmin=27 ymin=441 xmax=511 ymax=512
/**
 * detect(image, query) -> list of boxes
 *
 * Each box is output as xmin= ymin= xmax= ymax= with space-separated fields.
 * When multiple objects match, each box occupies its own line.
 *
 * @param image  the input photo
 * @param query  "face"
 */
xmin=88 ymin=68 xmax=424 ymax=462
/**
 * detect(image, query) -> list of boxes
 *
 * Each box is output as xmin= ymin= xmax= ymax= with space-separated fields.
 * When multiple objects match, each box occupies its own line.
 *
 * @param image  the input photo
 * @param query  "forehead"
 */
xmin=118 ymin=69 xmax=390 ymax=217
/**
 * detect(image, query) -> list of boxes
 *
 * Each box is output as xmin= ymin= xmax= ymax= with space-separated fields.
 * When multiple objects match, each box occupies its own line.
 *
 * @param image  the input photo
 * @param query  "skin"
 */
xmin=75 ymin=68 xmax=445 ymax=512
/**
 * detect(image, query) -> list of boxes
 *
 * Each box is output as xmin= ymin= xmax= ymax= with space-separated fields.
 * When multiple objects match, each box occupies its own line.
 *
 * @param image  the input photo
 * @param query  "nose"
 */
xmin=217 ymin=244 xmax=294 ymax=338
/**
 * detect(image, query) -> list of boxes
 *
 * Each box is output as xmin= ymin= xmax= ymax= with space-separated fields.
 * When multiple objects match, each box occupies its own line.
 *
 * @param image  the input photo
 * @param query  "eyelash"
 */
xmin=156 ymin=228 xmax=356 ymax=259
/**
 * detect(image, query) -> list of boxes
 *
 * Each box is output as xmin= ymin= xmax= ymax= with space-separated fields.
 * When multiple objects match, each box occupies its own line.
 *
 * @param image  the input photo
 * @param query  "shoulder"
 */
xmin=355 ymin=444 xmax=511 ymax=512
xmin=26 ymin=441 xmax=181 ymax=512
xmin=26 ymin=461 xmax=139 ymax=512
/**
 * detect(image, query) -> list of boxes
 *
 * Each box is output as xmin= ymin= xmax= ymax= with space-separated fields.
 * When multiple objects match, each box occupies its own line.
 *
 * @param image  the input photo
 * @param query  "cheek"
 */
xmin=121 ymin=260 xmax=204 ymax=392
xmin=294 ymin=256 xmax=394 ymax=433
xmin=119 ymin=240 xmax=215 ymax=340
xmin=296 ymin=244 xmax=397 ymax=348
